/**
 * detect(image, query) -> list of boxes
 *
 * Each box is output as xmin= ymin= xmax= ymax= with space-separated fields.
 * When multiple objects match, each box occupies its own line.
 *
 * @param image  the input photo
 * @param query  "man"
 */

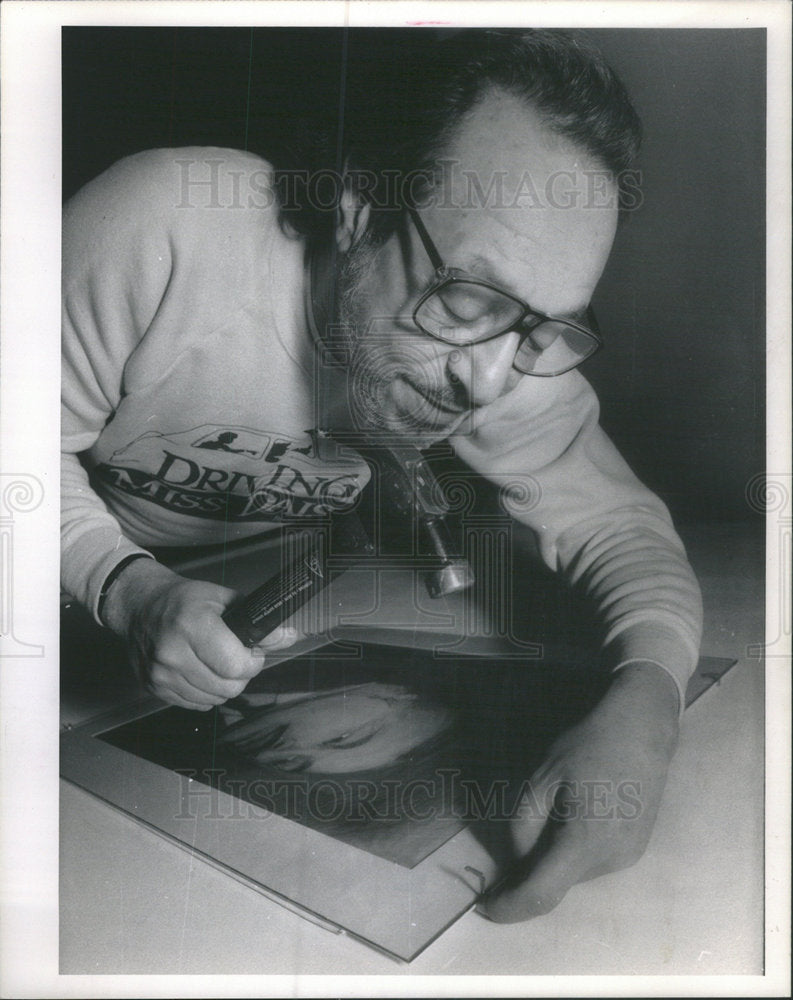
xmin=61 ymin=30 xmax=702 ymax=923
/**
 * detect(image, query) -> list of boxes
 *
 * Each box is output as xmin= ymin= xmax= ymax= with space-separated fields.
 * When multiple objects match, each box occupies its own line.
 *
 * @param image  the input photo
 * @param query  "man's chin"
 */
xmin=373 ymin=395 xmax=463 ymax=441
xmin=348 ymin=376 xmax=469 ymax=441
xmin=391 ymin=380 xmax=468 ymax=436
xmin=378 ymin=406 xmax=468 ymax=444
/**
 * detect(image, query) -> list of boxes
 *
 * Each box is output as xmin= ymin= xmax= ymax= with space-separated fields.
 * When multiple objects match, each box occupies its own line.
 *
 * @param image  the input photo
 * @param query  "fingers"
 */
xmin=191 ymin=615 xmax=267 ymax=683
xmin=145 ymin=660 xmax=222 ymax=710
xmin=508 ymin=787 xmax=550 ymax=857
xmin=253 ymin=624 xmax=300 ymax=652
xmin=184 ymin=621 xmax=300 ymax=694
xmin=147 ymin=656 xmax=254 ymax=704
xmin=146 ymin=619 xmax=263 ymax=697
xmin=478 ymin=782 xmax=654 ymax=924
xmin=478 ymin=820 xmax=590 ymax=923
xmin=475 ymin=681 xmax=675 ymax=925
xmin=148 ymin=620 xmax=301 ymax=706
xmin=128 ymin=576 xmax=304 ymax=711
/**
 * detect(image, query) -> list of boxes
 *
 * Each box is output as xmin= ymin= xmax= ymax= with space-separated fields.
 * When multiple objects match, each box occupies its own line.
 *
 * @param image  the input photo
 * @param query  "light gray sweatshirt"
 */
xmin=62 ymin=148 xmax=702 ymax=706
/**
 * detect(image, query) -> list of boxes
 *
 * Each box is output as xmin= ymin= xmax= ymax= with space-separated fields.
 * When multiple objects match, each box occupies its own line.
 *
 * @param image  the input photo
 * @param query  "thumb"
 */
xmin=509 ymin=780 xmax=551 ymax=857
xmin=478 ymin=818 xmax=587 ymax=923
xmin=254 ymin=623 xmax=301 ymax=651
xmin=477 ymin=776 xmax=583 ymax=924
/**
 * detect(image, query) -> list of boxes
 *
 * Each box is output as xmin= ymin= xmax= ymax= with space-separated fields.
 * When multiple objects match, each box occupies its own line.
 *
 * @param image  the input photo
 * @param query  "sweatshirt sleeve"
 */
xmin=450 ymin=371 xmax=703 ymax=710
xmin=61 ymin=451 xmax=154 ymax=621
xmin=60 ymin=152 xmax=178 ymax=619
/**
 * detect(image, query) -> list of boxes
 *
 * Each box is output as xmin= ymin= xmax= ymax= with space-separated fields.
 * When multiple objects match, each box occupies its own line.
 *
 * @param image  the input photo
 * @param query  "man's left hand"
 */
xmin=478 ymin=662 xmax=681 ymax=923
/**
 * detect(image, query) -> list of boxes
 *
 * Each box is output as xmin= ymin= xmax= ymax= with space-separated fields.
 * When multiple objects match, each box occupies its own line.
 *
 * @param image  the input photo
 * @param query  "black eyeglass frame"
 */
xmin=406 ymin=207 xmax=603 ymax=377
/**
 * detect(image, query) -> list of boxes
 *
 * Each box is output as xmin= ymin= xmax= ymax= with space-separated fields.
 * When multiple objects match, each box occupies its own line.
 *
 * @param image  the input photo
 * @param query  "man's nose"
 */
xmin=446 ymin=332 xmax=521 ymax=407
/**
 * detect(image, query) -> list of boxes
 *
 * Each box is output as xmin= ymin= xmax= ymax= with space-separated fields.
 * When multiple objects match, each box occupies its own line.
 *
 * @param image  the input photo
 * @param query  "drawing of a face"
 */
xmin=220 ymin=682 xmax=452 ymax=774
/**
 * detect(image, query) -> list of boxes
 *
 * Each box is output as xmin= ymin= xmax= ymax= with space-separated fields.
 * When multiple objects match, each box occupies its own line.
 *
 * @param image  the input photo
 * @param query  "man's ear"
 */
xmin=335 ymin=182 xmax=371 ymax=253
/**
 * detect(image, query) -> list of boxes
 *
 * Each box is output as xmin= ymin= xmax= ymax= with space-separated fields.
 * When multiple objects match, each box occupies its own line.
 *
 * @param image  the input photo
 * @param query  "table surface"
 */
xmin=59 ymin=521 xmax=766 ymax=977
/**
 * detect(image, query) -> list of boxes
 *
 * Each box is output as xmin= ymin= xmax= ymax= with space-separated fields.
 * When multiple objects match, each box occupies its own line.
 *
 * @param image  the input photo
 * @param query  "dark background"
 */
xmin=62 ymin=27 xmax=766 ymax=523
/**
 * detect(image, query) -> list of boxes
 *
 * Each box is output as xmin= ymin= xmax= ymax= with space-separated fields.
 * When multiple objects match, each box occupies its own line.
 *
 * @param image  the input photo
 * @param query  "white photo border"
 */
xmin=0 ymin=1 xmax=790 ymax=997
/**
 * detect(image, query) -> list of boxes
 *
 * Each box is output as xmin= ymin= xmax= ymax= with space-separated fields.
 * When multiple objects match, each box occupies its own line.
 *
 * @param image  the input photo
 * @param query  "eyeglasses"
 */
xmin=407 ymin=207 xmax=603 ymax=377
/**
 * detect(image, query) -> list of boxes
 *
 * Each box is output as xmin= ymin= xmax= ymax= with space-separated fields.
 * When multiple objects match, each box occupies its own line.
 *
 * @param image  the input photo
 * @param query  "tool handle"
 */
xmin=222 ymin=543 xmax=331 ymax=648
xmin=222 ymin=512 xmax=371 ymax=648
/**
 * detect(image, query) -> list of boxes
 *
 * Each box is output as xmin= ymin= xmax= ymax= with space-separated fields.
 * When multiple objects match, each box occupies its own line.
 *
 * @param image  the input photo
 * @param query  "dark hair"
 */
xmin=271 ymin=28 xmax=642 ymax=245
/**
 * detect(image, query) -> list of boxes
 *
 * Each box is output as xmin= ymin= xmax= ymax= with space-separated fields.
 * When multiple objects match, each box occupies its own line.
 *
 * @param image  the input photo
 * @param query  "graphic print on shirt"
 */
xmin=92 ymin=425 xmax=369 ymax=521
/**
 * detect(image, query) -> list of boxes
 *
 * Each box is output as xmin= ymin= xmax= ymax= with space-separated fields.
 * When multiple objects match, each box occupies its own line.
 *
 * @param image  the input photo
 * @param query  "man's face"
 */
xmin=337 ymin=89 xmax=619 ymax=441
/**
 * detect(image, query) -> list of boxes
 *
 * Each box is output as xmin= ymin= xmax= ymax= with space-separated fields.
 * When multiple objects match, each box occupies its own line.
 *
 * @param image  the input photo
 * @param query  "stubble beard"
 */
xmin=336 ymin=239 xmax=470 ymax=441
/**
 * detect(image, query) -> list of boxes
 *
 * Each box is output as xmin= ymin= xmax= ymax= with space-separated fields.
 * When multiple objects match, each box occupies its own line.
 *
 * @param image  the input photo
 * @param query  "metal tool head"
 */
xmin=322 ymin=433 xmax=476 ymax=599
xmin=425 ymin=560 xmax=476 ymax=598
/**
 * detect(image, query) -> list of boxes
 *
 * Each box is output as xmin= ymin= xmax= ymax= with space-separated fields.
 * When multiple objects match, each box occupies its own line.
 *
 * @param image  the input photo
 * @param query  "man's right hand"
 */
xmin=101 ymin=559 xmax=298 ymax=711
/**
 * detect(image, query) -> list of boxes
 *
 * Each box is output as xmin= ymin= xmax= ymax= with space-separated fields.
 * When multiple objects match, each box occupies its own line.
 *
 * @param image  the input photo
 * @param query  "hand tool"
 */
xmin=222 ymin=435 xmax=474 ymax=648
